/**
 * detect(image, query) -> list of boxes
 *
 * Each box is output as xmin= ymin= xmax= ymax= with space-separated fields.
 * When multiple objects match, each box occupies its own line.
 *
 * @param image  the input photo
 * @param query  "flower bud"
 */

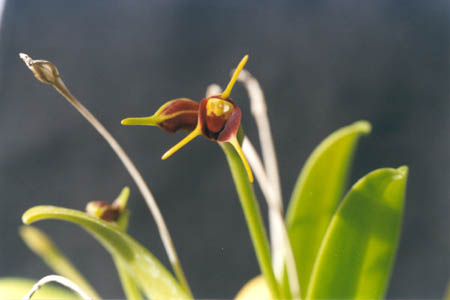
xmin=121 ymin=98 xmax=199 ymax=133
xmin=19 ymin=53 xmax=60 ymax=85
xmin=86 ymin=201 xmax=120 ymax=222
xmin=85 ymin=187 xmax=130 ymax=223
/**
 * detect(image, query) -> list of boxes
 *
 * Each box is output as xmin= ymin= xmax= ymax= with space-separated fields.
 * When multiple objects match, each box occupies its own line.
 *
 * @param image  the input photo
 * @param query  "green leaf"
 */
xmin=22 ymin=206 xmax=191 ymax=300
xmin=306 ymin=166 xmax=408 ymax=299
xmin=235 ymin=276 xmax=270 ymax=300
xmin=0 ymin=277 xmax=78 ymax=299
xmin=286 ymin=120 xmax=371 ymax=296
xmin=113 ymin=257 xmax=143 ymax=300
xmin=19 ymin=226 xmax=101 ymax=300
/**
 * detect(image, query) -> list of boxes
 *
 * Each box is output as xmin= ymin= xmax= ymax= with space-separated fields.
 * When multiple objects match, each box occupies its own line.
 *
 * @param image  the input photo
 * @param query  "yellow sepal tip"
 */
xmin=161 ymin=126 xmax=202 ymax=160
xmin=229 ymin=137 xmax=254 ymax=183
xmin=221 ymin=55 xmax=249 ymax=99
xmin=121 ymin=116 xmax=158 ymax=126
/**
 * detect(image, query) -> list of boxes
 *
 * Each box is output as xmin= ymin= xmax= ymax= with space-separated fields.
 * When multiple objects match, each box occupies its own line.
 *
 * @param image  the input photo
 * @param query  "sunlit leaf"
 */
xmin=22 ymin=206 xmax=191 ymax=300
xmin=0 ymin=277 xmax=77 ymax=299
xmin=285 ymin=120 xmax=371 ymax=296
xmin=235 ymin=276 xmax=270 ymax=300
xmin=306 ymin=167 xmax=408 ymax=299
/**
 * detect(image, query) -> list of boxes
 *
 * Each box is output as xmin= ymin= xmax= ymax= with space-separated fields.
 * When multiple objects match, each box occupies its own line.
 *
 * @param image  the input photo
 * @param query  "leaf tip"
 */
xmin=22 ymin=206 xmax=47 ymax=225
xmin=22 ymin=208 xmax=35 ymax=225
xmin=351 ymin=120 xmax=372 ymax=135
xmin=394 ymin=165 xmax=408 ymax=179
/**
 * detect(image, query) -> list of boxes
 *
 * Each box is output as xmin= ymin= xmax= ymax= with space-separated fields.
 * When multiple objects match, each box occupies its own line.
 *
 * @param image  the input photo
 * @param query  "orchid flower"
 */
xmin=121 ymin=55 xmax=254 ymax=182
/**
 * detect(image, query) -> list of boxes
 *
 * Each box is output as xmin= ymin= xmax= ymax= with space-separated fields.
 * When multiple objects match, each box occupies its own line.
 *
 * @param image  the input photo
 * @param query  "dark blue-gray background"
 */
xmin=0 ymin=1 xmax=448 ymax=299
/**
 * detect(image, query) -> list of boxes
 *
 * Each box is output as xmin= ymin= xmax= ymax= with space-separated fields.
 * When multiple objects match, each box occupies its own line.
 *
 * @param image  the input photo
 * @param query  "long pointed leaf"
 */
xmin=22 ymin=206 xmax=191 ymax=300
xmin=306 ymin=166 xmax=408 ymax=299
xmin=286 ymin=120 xmax=371 ymax=296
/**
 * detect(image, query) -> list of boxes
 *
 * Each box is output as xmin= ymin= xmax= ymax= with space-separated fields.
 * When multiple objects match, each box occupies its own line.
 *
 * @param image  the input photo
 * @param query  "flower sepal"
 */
xmin=121 ymin=98 xmax=199 ymax=133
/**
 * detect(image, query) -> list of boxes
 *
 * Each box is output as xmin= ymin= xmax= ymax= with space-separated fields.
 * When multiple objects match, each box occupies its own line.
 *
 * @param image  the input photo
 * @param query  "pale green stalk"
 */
xmin=221 ymin=142 xmax=280 ymax=299
xmin=206 ymin=83 xmax=282 ymax=299
xmin=237 ymin=70 xmax=300 ymax=299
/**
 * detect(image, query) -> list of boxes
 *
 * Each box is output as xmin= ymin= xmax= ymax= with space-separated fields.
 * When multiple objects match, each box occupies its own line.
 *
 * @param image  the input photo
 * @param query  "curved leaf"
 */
xmin=286 ymin=120 xmax=371 ymax=296
xmin=22 ymin=206 xmax=191 ymax=300
xmin=0 ymin=277 xmax=77 ymax=299
xmin=306 ymin=166 xmax=408 ymax=299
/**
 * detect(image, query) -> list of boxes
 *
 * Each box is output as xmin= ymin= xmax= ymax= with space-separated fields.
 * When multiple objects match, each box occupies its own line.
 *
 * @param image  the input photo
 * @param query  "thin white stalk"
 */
xmin=22 ymin=275 xmax=91 ymax=300
xmin=0 ymin=0 xmax=6 ymax=32
xmin=236 ymin=70 xmax=284 ymax=267
xmin=242 ymin=137 xmax=272 ymax=201
xmin=19 ymin=53 xmax=192 ymax=298
xmin=244 ymin=135 xmax=300 ymax=299
xmin=236 ymin=70 xmax=301 ymax=299
xmin=237 ymin=70 xmax=283 ymax=209
xmin=205 ymin=83 xmax=223 ymax=98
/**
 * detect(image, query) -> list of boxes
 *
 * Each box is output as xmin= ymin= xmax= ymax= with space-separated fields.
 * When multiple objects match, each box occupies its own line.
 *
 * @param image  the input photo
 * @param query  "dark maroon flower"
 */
xmin=122 ymin=55 xmax=253 ymax=182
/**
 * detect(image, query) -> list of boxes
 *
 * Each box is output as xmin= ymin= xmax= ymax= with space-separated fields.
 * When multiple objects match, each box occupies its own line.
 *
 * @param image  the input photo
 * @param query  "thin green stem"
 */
xmin=221 ymin=142 xmax=280 ymax=299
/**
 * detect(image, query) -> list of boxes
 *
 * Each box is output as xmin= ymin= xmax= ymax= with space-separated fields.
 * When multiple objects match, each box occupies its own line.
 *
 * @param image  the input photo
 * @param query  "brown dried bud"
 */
xmin=19 ymin=53 xmax=61 ymax=85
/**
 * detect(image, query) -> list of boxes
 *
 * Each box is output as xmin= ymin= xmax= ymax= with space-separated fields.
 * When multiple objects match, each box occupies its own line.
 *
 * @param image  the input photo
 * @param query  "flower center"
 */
xmin=204 ymin=98 xmax=234 ymax=134
xmin=206 ymin=98 xmax=234 ymax=119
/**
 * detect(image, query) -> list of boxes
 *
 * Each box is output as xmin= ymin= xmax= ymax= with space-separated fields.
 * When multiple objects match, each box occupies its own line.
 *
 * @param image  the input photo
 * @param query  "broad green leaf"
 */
xmin=0 ymin=277 xmax=77 ymax=299
xmin=286 ymin=120 xmax=371 ymax=296
xmin=306 ymin=167 xmax=408 ymax=299
xmin=22 ymin=206 xmax=191 ymax=300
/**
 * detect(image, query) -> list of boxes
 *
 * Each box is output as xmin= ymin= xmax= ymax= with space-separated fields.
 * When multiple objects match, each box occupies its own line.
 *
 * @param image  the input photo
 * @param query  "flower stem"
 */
xmin=238 ymin=70 xmax=300 ymax=299
xmin=51 ymin=79 xmax=192 ymax=298
xmin=221 ymin=142 xmax=280 ymax=300
xmin=19 ymin=54 xmax=192 ymax=298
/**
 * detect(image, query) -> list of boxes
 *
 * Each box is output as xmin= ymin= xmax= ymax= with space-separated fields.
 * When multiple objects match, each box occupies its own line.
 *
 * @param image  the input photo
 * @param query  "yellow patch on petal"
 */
xmin=206 ymin=98 xmax=234 ymax=118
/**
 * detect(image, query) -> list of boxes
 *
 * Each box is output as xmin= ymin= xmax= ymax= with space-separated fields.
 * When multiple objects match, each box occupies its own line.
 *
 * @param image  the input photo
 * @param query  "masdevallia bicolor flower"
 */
xmin=122 ymin=55 xmax=254 ymax=182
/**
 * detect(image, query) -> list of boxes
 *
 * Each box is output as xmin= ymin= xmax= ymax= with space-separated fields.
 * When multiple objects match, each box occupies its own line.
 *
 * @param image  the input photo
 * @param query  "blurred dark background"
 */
xmin=0 ymin=1 xmax=448 ymax=299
